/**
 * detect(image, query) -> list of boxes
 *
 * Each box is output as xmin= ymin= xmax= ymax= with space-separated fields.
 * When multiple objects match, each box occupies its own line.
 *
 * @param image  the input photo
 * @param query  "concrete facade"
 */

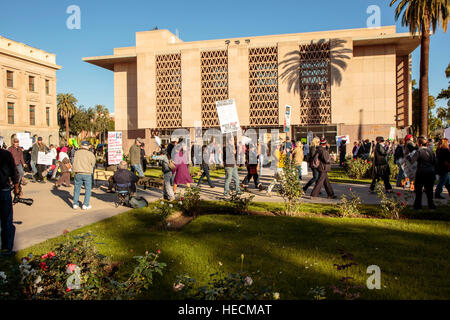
xmin=83 ymin=26 xmax=419 ymax=154
xmin=0 ymin=35 xmax=61 ymax=147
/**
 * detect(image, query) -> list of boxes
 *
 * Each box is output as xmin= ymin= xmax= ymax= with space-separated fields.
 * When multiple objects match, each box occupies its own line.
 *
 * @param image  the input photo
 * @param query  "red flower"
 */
xmin=67 ymin=264 xmax=77 ymax=273
xmin=157 ymin=249 xmax=161 ymax=254
xmin=66 ymin=288 xmax=72 ymax=293
xmin=40 ymin=262 xmax=48 ymax=271
xmin=48 ymin=252 xmax=55 ymax=259
xmin=73 ymin=248 xmax=78 ymax=251
xmin=181 ymin=197 xmax=185 ymax=201
xmin=41 ymin=254 xmax=48 ymax=260
xmin=396 ymin=192 xmax=402 ymax=197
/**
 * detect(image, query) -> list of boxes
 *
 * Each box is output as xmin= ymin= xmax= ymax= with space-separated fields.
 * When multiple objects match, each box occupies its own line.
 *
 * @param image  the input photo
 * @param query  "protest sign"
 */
xmin=108 ymin=131 xmax=123 ymax=165
xmin=16 ymin=132 xmax=33 ymax=150
xmin=216 ymin=99 xmax=240 ymax=134
xmin=37 ymin=151 xmax=53 ymax=166
xmin=284 ymin=105 xmax=291 ymax=133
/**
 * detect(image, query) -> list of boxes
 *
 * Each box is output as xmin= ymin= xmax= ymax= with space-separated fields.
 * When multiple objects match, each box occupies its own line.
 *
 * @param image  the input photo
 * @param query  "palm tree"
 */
xmin=437 ymin=106 xmax=448 ymax=127
xmin=390 ymin=0 xmax=449 ymax=136
xmin=94 ymin=104 xmax=110 ymax=143
xmin=57 ymin=93 xmax=78 ymax=143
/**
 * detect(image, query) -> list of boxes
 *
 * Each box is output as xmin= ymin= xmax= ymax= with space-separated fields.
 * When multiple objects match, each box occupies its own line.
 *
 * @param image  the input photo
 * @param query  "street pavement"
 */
xmin=5 ymin=168 xmax=440 ymax=252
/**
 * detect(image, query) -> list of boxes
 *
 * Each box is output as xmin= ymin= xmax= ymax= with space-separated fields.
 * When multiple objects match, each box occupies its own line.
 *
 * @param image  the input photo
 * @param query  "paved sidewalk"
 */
xmin=6 ymin=168 xmax=438 ymax=251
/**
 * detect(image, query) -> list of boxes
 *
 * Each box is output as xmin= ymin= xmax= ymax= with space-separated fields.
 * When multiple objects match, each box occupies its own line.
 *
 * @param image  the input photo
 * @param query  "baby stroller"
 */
xmin=115 ymin=183 xmax=132 ymax=207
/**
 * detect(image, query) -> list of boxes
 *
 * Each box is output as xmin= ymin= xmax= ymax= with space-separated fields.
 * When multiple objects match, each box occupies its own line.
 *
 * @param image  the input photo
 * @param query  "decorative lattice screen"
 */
xmin=201 ymin=50 xmax=228 ymax=127
xmin=248 ymin=47 xmax=279 ymax=126
xmin=299 ymin=42 xmax=331 ymax=125
xmin=396 ymin=56 xmax=408 ymax=128
xmin=156 ymin=53 xmax=182 ymax=128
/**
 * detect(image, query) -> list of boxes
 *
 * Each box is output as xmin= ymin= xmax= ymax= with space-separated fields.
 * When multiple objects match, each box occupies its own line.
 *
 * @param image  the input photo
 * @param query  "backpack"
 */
xmin=129 ymin=196 xmax=148 ymax=209
xmin=168 ymin=160 xmax=176 ymax=171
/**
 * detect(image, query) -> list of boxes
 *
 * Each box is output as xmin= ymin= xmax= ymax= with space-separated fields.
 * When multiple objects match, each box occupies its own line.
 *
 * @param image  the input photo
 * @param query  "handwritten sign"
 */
xmin=37 ymin=151 xmax=53 ymax=166
xmin=216 ymin=99 xmax=240 ymax=134
xmin=107 ymin=131 xmax=123 ymax=165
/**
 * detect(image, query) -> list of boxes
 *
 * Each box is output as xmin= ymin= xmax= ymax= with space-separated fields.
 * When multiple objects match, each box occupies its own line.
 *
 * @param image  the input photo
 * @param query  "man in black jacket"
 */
xmin=0 ymin=149 xmax=20 ymax=256
xmin=410 ymin=137 xmax=436 ymax=210
xmin=311 ymin=138 xmax=336 ymax=199
xmin=369 ymin=137 xmax=392 ymax=193
xmin=112 ymin=161 xmax=139 ymax=194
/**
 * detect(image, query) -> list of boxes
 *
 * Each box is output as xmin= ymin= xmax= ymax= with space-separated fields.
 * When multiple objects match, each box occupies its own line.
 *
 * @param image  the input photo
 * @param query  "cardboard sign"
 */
xmin=216 ymin=99 xmax=240 ymax=134
xmin=16 ymin=132 xmax=33 ymax=150
xmin=107 ymin=131 xmax=123 ymax=165
xmin=37 ymin=151 xmax=53 ymax=166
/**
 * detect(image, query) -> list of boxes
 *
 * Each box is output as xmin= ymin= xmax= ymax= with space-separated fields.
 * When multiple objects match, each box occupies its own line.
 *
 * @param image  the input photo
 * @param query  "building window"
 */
xmin=6 ymin=71 xmax=14 ymax=88
xmin=29 ymin=105 xmax=36 ymax=125
xmin=45 ymin=79 xmax=50 ymax=95
xmin=7 ymin=102 xmax=14 ymax=124
xmin=46 ymin=107 xmax=50 ymax=126
xmin=29 ymin=76 xmax=35 ymax=92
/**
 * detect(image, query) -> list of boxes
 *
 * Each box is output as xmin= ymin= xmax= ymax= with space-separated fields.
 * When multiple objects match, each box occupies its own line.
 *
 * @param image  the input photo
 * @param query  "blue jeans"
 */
xmin=296 ymin=165 xmax=302 ymax=180
xmin=0 ymin=190 xmax=15 ymax=252
xmin=198 ymin=166 xmax=213 ymax=186
xmin=131 ymin=164 xmax=145 ymax=177
xmin=435 ymin=172 xmax=450 ymax=196
xmin=396 ymin=160 xmax=405 ymax=187
xmin=224 ymin=167 xmax=240 ymax=195
xmin=30 ymin=160 xmax=38 ymax=175
xmin=73 ymin=174 xmax=92 ymax=207
xmin=303 ymin=167 xmax=319 ymax=192
xmin=163 ymin=171 xmax=175 ymax=200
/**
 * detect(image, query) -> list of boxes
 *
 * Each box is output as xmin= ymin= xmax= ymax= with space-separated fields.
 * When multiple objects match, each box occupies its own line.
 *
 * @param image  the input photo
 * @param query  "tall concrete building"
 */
xmin=0 ymin=35 xmax=61 ymax=146
xmin=83 ymin=26 xmax=419 ymax=153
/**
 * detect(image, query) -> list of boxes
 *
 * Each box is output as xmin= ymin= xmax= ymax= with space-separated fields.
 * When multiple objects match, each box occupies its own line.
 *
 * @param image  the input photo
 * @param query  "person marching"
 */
xmin=310 ymin=138 xmax=336 ymax=199
xmin=369 ymin=136 xmax=393 ymax=194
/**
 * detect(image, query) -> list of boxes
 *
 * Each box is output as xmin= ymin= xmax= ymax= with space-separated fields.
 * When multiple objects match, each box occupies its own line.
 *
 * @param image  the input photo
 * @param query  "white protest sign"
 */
xmin=284 ymin=105 xmax=291 ymax=133
xmin=37 ymin=151 xmax=53 ymax=166
xmin=389 ymin=127 xmax=396 ymax=141
xmin=16 ymin=132 xmax=33 ymax=150
xmin=216 ymin=99 xmax=240 ymax=134
xmin=155 ymin=136 xmax=162 ymax=147
xmin=107 ymin=131 xmax=123 ymax=165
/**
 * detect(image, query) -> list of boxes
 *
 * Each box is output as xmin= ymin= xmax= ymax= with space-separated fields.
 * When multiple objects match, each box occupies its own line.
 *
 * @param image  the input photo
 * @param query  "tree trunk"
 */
xmin=419 ymin=22 xmax=430 ymax=137
xmin=65 ymin=115 xmax=70 ymax=144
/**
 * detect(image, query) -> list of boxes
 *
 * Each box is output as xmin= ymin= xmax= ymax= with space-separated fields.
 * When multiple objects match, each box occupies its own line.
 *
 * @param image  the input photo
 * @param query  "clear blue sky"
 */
xmin=1 ymin=0 xmax=448 ymax=113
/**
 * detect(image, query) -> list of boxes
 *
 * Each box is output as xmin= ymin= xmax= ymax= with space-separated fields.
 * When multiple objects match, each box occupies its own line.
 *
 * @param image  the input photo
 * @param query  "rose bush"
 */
xmin=1 ymin=233 xmax=166 ymax=300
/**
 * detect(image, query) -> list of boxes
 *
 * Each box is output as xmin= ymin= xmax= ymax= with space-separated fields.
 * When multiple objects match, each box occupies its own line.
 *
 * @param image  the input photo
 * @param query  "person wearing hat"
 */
xmin=369 ymin=136 xmax=392 ymax=193
xmin=310 ymin=137 xmax=336 ymax=199
xmin=129 ymin=138 xmax=145 ymax=178
xmin=31 ymin=137 xmax=49 ymax=183
xmin=7 ymin=138 xmax=26 ymax=186
xmin=72 ymin=141 xmax=96 ymax=210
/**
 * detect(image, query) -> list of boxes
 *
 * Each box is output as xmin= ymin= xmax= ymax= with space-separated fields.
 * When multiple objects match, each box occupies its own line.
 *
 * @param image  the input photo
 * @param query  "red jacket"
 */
xmin=7 ymin=146 xmax=25 ymax=166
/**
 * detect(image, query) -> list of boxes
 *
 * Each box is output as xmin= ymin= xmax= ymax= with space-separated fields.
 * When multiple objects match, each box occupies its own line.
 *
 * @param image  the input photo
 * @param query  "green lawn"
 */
xmin=328 ymin=167 xmax=396 ymax=185
xmin=144 ymin=167 xmax=225 ymax=183
xmin=9 ymin=202 xmax=450 ymax=300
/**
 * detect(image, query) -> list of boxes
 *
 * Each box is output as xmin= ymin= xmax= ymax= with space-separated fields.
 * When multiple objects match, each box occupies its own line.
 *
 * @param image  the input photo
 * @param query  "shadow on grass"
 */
xmin=4 ymin=203 xmax=450 ymax=300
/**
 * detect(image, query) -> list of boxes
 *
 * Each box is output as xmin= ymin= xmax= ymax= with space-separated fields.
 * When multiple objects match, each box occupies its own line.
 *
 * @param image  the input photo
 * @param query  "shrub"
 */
xmin=375 ymin=183 xmax=408 ymax=219
xmin=152 ymin=201 xmax=174 ymax=230
xmin=338 ymin=188 xmax=362 ymax=217
xmin=7 ymin=233 xmax=165 ymax=300
xmin=278 ymin=156 xmax=303 ymax=216
xmin=229 ymin=191 xmax=255 ymax=215
xmin=388 ymin=156 xmax=399 ymax=180
xmin=179 ymin=187 xmax=201 ymax=217
xmin=344 ymin=158 xmax=372 ymax=179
